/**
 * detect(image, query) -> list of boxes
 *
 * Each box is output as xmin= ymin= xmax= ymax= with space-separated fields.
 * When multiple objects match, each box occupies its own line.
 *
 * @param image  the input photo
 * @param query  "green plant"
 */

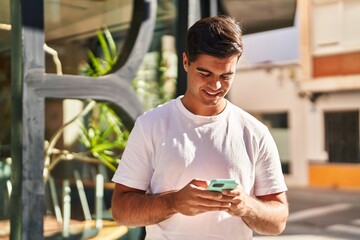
xmin=77 ymin=28 xmax=129 ymax=172
xmin=43 ymin=28 xmax=129 ymax=178
xmin=44 ymin=28 xmax=177 ymax=178
xmin=79 ymin=28 xmax=117 ymax=77
xmin=78 ymin=103 xmax=129 ymax=172
xmin=77 ymin=29 xmax=178 ymax=172
xmin=132 ymin=43 xmax=177 ymax=110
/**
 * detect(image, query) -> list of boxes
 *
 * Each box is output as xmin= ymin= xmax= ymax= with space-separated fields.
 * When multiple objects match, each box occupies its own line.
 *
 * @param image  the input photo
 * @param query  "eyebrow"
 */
xmin=196 ymin=67 xmax=211 ymax=73
xmin=196 ymin=67 xmax=234 ymax=75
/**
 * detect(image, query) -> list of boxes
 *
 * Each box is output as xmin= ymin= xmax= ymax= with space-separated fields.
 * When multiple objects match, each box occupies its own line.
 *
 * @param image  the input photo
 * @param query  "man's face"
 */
xmin=182 ymin=53 xmax=238 ymax=116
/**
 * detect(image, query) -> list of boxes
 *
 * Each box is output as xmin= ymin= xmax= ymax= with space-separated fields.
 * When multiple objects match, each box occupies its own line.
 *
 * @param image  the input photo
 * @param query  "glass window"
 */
xmin=324 ymin=111 xmax=360 ymax=163
xmin=42 ymin=0 xmax=178 ymax=228
xmin=1 ymin=0 xmax=178 ymax=237
xmin=44 ymin=0 xmax=133 ymax=75
xmin=252 ymin=112 xmax=291 ymax=174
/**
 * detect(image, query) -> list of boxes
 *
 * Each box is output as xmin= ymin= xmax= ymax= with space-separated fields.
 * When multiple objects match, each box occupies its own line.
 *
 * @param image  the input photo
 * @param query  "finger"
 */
xmin=197 ymin=205 xmax=231 ymax=213
xmin=186 ymin=205 xmax=231 ymax=216
xmin=196 ymin=201 xmax=232 ymax=212
xmin=217 ymin=194 xmax=236 ymax=202
xmin=222 ymin=189 xmax=240 ymax=196
xmin=197 ymin=197 xmax=232 ymax=207
xmin=190 ymin=179 xmax=209 ymax=189
xmin=197 ymin=189 xmax=229 ymax=201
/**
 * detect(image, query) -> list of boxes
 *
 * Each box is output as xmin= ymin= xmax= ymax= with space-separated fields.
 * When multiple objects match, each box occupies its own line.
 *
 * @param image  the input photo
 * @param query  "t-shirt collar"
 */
xmin=175 ymin=95 xmax=229 ymax=124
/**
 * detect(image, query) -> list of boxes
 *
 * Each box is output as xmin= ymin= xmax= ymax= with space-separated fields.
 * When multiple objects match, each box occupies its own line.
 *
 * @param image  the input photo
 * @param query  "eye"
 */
xmin=200 ymin=72 xmax=210 ymax=77
xmin=221 ymin=75 xmax=232 ymax=80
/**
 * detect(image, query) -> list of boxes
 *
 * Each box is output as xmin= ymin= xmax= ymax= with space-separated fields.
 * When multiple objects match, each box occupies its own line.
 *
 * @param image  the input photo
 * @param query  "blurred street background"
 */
xmin=255 ymin=187 xmax=360 ymax=240
xmin=1 ymin=0 xmax=360 ymax=239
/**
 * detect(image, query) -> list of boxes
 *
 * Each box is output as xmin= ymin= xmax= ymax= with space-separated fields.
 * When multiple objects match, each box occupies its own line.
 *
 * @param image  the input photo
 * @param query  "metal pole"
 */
xmin=10 ymin=0 xmax=23 ymax=239
xmin=11 ymin=0 xmax=45 ymax=239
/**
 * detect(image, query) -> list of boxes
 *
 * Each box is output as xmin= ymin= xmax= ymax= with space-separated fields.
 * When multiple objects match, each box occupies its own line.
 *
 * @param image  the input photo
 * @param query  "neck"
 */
xmin=180 ymin=97 xmax=227 ymax=116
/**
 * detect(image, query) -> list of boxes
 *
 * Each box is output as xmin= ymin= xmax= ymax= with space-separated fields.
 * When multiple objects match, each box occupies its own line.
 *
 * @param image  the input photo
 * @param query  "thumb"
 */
xmin=189 ymin=179 xmax=209 ymax=189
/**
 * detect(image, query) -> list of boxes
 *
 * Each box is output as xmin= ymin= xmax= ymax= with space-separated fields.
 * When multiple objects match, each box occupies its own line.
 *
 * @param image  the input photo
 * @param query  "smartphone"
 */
xmin=208 ymin=179 xmax=238 ymax=192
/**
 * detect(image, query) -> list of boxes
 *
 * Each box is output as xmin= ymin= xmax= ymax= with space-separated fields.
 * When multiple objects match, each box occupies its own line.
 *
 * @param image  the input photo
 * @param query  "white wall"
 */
xmin=229 ymin=64 xmax=308 ymax=186
xmin=312 ymin=0 xmax=360 ymax=56
xmin=240 ymin=8 xmax=299 ymax=65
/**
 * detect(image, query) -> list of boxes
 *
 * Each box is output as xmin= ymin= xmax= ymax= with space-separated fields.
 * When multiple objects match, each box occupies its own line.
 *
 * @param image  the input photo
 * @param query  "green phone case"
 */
xmin=208 ymin=179 xmax=238 ymax=192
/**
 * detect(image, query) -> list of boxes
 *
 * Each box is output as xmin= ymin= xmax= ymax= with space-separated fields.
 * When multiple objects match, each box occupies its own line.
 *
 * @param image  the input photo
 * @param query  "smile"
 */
xmin=204 ymin=90 xmax=222 ymax=96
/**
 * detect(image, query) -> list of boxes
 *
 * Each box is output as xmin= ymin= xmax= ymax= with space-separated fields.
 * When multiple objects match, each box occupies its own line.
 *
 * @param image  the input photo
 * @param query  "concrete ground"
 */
xmin=255 ymin=187 xmax=360 ymax=240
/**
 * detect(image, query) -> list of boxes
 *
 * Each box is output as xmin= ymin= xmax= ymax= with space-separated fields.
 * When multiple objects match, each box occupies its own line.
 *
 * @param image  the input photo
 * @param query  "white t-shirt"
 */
xmin=112 ymin=96 xmax=287 ymax=240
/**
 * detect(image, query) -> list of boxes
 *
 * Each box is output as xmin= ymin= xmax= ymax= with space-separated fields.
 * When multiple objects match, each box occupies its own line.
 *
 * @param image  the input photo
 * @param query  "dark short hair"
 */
xmin=185 ymin=15 xmax=243 ymax=64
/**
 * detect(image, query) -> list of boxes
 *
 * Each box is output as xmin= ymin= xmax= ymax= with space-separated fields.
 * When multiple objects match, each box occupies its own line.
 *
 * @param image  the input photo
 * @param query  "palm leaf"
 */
xmin=103 ymin=27 xmax=117 ymax=61
xmin=96 ymin=30 xmax=112 ymax=65
xmin=93 ymin=152 xmax=117 ymax=172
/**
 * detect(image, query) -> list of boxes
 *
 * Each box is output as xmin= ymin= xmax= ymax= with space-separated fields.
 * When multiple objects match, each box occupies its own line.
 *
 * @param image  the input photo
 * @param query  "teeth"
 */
xmin=205 ymin=90 xmax=220 ymax=95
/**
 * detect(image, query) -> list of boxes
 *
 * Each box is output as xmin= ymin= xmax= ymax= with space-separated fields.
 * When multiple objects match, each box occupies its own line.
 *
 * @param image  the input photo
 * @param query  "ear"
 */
xmin=182 ymin=52 xmax=188 ymax=72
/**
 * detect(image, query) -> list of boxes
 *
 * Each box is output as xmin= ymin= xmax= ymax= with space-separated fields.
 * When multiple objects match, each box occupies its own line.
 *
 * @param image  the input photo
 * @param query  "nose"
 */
xmin=208 ymin=77 xmax=221 ymax=89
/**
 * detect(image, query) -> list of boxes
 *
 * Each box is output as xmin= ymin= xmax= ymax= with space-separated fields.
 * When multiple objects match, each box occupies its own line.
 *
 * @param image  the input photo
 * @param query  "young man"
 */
xmin=111 ymin=15 xmax=288 ymax=239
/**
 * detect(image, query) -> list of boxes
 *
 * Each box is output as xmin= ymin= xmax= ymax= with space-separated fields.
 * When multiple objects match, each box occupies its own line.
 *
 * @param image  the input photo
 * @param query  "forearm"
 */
xmin=112 ymin=180 xmax=233 ymax=226
xmin=112 ymin=190 xmax=177 ymax=226
xmin=241 ymin=196 xmax=288 ymax=235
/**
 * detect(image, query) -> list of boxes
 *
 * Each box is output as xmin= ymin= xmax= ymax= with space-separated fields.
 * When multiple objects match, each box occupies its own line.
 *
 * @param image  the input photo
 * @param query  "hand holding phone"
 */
xmin=207 ymin=179 xmax=238 ymax=192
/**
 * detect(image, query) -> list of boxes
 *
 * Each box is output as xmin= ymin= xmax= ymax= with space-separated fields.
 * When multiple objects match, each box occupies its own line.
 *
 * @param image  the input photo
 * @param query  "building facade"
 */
xmin=229 ymin=0 xmax=360 ymax=189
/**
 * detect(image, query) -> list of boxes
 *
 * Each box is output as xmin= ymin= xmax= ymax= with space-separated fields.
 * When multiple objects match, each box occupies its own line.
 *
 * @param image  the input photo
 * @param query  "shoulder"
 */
xmin=227 ymin=101 xmax=268 ymax=134
xmin=138 ymin=98 xmax=177 ymax=122
xmin=134 ymin=98 xmax=178 ymax=133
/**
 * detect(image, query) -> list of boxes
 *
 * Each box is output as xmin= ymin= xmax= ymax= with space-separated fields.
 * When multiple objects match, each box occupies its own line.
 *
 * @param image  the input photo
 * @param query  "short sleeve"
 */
xmin=111 ymin=117 xmax=154 ymax=191
xmin=254 ymin=128 xmax=288 ymax=196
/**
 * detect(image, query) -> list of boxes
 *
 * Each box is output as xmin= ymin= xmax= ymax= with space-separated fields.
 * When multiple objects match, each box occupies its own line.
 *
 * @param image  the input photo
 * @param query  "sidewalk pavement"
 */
xmin=286 ymin=186 xmax=360 ymax=206
xmin=254 ymin=186 xmax=360 ymax=240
